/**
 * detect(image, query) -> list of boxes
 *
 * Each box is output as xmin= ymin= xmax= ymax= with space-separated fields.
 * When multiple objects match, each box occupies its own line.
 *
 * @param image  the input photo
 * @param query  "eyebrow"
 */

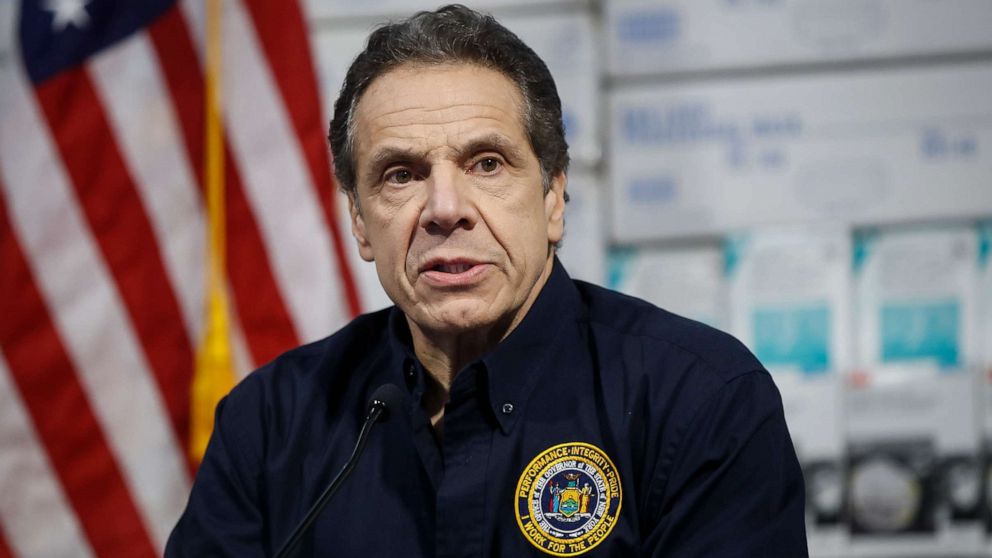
xmin=454 ymin=133 xmax=526 ymax=163
xmin=365 ymin=146 xmax=423 ymax=178
xmin=363 ymin=133 xmax=527 ymax=179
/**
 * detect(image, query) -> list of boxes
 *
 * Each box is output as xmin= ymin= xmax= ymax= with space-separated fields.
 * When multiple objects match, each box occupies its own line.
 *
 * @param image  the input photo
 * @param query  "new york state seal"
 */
xmin=515 ymin=442 xmax=622 ymax=556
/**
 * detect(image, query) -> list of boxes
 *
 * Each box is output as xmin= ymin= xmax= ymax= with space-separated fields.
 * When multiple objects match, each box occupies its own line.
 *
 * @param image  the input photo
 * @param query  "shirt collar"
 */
xmin=482 ymin=257 xmax=583 ymax=433
xmin=386 ymin=307 xmax=424 ymax=398
xmin=386 ymin=257 xmax=584 ymax=434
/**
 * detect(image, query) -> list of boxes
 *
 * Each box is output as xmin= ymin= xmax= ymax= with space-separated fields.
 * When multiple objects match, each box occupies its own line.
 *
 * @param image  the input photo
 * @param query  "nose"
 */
xmin=419 ymin=165 xmax=477 ymax=233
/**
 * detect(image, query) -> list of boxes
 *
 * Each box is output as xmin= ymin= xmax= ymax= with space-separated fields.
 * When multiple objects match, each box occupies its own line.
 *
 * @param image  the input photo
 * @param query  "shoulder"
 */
xmin=219 ymin=308 xmax=394 ymax=440
xmin=265 ymin=308 xmax=391 ymax=374
xmin=570 ymin=279 xmax=780 ymax=463
xmin=239 ymin=307 xmax=391 ymax=388
xmin=573 ymin=280 xmax=763 ymax=386
xmin=568 ymin=284 xmax=801 ymax=534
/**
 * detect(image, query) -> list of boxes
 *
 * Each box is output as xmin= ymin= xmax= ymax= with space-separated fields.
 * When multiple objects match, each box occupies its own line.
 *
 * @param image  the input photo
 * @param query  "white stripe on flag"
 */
xmin=142 ymin=0 xmax=256 ymax=396
xmin=0 ymin=354 xmax=96 ymax=558
xmin=89 ymin=33 xmax=206 ymax=343
xmin=89 ymin=24 xmax=257 ymax=382
xmin=183 ymin=0 xmax=350 ymax=343
xmin=0 ymin=59 xmax=189 ymax=552
xmin=230 ymin=299 xmax=257 ymax=379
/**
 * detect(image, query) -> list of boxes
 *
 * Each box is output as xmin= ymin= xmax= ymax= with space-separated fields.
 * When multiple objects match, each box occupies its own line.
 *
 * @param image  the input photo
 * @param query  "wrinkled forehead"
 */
xmin=352 ymin=62 xmax=528 ymax=148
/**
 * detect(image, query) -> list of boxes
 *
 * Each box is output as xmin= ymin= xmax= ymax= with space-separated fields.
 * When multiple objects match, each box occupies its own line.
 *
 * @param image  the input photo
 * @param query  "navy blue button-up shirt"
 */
xmin=167 ymin=260 xmax=807 ymax=557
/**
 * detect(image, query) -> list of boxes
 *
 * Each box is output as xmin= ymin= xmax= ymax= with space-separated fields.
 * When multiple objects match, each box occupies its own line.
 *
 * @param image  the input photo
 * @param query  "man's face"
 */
xmin=348 ymin=63 xmax=566 ymax=338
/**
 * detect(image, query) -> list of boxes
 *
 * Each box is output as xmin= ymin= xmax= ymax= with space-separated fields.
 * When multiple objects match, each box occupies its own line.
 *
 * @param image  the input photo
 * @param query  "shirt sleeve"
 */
xmin=165 ymin=381 xmax=269 ymax=557
xmin=642 ymin=370 xmax=808 ymax=557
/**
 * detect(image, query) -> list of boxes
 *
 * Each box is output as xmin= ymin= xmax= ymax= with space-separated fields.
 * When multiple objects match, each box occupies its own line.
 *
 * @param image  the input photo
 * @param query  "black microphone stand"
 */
xmin=273 ymin=395 xmax=391 ymax=558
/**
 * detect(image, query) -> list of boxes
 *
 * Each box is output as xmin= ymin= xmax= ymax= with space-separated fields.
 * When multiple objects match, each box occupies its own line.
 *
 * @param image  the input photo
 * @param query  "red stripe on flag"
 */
xmin=0 ymin=190 xmax=158 ymax=558
xmin=241 ymin=0 xmax=362 ymax=318
xmin=149 ymin=6 xmax=300 ymax=365
xmin=0 ymin=522 xmax=13 ymax=558
xmin=33 ymin=68 xmax=195 ymax=473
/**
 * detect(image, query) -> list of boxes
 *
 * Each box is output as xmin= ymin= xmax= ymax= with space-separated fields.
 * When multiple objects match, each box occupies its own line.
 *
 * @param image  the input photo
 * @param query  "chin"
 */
xmin=432 ymin=314 xmax=496 ymax=335
xmin=422 ymin=301 xmax=502 ymax=334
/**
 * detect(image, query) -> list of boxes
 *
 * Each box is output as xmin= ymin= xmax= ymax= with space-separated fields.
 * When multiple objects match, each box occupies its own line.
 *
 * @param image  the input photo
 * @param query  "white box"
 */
xmin=606 ymin=0 xmax=992 ymax=76
xmin=608 ymin=63 xmax=992 ymax=243
xmin=500 ymin=11 xmax=600 ymax=163
xmin=557 ymin=171 xmax=606 ymax=286
xmin=847 ymin=225 xmax=984 ymax=556
xmin=981 ymin=223 xmax=992 ymax=433
xmin=606 ymin=244 xmax=726 ymax=329
xmin=978 ymin=222 xmax=992 ymax=552
xmin=725 ymin=227 xmax=850 ymax=556
xmin=727 ymin=227 xmax=850 ymax=456
xmin=854 ymin=227 xmax=981 ymax=381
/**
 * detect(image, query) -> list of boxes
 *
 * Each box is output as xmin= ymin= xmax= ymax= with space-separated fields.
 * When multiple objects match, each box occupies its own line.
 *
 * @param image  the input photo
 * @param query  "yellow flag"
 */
xmin=191 ymin=285 xmax=235 ymax=461
xmin=190 ymin=0 xmax=234 ymax=464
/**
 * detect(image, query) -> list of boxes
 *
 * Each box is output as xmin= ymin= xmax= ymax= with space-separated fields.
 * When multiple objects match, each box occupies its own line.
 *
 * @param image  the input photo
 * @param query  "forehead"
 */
xmin=352 ymin=63 xmax=528 ymax=153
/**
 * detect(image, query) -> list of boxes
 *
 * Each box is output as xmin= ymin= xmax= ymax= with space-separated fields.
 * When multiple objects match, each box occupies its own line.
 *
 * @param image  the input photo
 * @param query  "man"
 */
xmin=167 ymin=5 xmax=807 ymax=557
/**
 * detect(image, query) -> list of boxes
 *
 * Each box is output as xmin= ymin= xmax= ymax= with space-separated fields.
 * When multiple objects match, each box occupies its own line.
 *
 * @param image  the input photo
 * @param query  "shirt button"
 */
xmin=501 ymin=403 xmax=514 ymax=415
xmin=406 ymin=364 xmax=416 ymax=378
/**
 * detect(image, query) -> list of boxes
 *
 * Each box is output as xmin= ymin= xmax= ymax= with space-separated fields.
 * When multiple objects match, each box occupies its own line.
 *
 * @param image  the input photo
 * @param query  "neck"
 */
xmin=409 ymin=327 xmax=496 ymax=390
xmin=407 ymin=255 xmax=555 ymax=402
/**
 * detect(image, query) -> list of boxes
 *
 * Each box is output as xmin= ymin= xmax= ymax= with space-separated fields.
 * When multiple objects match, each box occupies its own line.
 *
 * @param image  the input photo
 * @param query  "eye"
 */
xmin=472 ymin=157 xmax=502 ymax=175
xmin=385 ymin=168 xmax=414 ymax=185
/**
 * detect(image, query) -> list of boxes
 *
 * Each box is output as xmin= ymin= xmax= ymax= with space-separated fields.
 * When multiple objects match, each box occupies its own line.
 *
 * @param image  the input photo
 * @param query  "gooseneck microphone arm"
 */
xmin=274 ymin=384 xmax=405 ymax=558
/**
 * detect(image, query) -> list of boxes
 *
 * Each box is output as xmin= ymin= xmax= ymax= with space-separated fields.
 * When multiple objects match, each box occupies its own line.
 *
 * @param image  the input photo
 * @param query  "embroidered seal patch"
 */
xmin=515 ymin=442 xmax=622 ymax=556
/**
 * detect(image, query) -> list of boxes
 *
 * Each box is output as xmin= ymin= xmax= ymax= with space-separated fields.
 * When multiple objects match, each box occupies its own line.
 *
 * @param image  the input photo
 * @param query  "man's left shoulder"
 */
xmin=573 ymin=280 xmax=763 ymax=384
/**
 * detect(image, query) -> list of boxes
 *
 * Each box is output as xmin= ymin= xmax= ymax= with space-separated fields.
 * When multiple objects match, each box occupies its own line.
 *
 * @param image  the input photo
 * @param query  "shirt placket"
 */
xmin=436 ymin=364 xmax=494 ymax=558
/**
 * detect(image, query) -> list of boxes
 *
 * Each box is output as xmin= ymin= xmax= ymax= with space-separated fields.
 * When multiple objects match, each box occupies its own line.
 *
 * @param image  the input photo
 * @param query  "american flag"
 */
xmin=0 ymin=0 xmax=361 ymax=556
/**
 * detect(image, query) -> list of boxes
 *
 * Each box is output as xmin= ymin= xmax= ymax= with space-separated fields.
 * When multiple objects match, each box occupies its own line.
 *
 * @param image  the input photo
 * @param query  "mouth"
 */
xmin=419 ymin=258 xmax=490 ymax=286
xmin=419 ymin=256 xmax=483 ymax=273
xmin=430 ymin=262 xmax=475 ymax=274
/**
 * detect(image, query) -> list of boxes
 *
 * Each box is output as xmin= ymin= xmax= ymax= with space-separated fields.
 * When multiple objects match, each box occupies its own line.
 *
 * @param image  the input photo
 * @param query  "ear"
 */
xmin=348 ymin=194 xmax=375 ymax=262
xmin=544 ymin=171 xmax=566 ymax=245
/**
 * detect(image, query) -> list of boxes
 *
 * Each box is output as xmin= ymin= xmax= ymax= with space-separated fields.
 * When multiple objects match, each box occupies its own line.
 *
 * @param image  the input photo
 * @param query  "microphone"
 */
xmin=274 ymin=384 xmax=406 ymax=558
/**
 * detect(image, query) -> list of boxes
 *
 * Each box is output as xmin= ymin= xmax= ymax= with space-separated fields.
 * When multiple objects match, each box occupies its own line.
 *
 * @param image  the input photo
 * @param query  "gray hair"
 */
xmin=328 ymin=4 xmax=570 ymax=200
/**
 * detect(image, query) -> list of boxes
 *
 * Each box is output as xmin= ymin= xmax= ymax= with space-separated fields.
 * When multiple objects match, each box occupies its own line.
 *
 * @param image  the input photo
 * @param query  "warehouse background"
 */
xmin=301 ymin=1 xmax=992 ymax=556
xmin=1 ymin=1 xmax=990 ymax=556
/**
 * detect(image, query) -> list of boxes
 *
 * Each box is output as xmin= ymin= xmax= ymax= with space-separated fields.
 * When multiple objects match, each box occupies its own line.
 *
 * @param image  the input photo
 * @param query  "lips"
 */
xmin=419 ymin=257 xmax=482 ymax=274
xmin=419 ymin=257 xmax=490 ymax=286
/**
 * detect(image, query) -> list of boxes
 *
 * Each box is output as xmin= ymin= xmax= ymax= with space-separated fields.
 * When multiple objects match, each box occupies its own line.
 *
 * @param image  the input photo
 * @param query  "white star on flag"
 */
xmin=43 ymin=0 xmax=91 ymax=32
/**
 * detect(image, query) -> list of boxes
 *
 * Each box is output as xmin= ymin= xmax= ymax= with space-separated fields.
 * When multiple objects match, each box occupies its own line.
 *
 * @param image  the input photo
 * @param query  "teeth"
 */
xmin=434 ymin=263 xmax=472 ymax=273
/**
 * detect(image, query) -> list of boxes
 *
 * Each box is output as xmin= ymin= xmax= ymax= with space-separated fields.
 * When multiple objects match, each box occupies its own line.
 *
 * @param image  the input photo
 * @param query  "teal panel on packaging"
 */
xmin=606 ymin=247 xmax=635 ymax=290
xmin=752 ymin=305 xmax=831 ymax=374
xmin=880 ymin=301 xmax=960 ymax=368
xmin=852 ymin=229 xmax=878 ymax=273
xmin=979 ymin=221 xmax=991 ymax=268
xmin=723 ymin=233 xmax=749 ymax=278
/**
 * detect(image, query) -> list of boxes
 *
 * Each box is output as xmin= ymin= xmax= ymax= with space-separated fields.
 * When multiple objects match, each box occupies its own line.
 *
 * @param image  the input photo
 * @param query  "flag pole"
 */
xmin=191 ymin=0 xmax=235 ymax=464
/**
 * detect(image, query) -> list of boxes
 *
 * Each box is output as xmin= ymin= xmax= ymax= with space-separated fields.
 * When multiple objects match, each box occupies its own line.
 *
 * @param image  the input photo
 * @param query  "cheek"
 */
xmin=515 ymin=190 xmax=552 ymax=233
xmin=367 ymin=206 xmax=420 ymax=270
xmin=487 ymin=201 xmax=550 ymax=260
